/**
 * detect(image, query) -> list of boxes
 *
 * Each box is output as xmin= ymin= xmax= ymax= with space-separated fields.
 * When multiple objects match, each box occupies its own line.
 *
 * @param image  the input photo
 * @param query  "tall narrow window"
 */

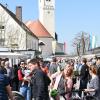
xmin=0 ymin=24 xmax=5 ymax=46
xmin=46 ymin=0 xmax=51 ymax=1
xmin=0 ymin=25 xmax=4 ymax=29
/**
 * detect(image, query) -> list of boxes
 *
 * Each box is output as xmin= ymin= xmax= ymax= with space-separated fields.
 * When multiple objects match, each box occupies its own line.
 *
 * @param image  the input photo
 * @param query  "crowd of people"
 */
xmin=0 ymin=56 xmax=100 ymax=100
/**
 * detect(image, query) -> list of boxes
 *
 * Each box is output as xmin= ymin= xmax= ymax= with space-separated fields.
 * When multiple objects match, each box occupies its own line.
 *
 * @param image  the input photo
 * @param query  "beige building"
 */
xmin=26 ymin=20 xmax=54 ymax=57
xmin=0 ymin=1 xmax=65 ymax=58
xmin=0 ymin=4 xmax=39 ymax=58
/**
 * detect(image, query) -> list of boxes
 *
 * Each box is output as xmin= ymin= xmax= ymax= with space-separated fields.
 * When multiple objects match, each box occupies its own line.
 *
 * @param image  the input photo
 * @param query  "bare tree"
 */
xmin=72 ymin=31 xmax=89 ymax=56
xmin=72 ymin=36 xmax=81 ymax=56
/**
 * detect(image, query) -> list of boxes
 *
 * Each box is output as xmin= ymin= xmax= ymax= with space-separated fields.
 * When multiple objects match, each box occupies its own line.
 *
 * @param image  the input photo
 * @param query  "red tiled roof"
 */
xmin=26 ymin=20 xmax=52 ymax=38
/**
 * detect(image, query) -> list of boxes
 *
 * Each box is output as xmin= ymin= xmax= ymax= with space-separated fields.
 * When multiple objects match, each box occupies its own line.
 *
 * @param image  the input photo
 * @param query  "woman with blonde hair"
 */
xmin=50 ymin=64 xmax=73 ymax=100
xmin=84 ymin=64 xmax=100 ymax=100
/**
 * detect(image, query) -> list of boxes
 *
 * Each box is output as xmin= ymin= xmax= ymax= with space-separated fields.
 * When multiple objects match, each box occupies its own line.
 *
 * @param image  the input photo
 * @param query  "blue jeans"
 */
xmin=20 ymin=85 xmax=31 ymax=100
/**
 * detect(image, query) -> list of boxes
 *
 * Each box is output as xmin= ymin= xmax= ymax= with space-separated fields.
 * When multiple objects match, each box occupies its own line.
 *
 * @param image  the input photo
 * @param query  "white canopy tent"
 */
xmin=81 ymin=54 xmax=96 ymax=59
xmin=0 ymin=52 xmax=28 ymax=66
xmin=0 ymin=52 xmax=27 ymax=59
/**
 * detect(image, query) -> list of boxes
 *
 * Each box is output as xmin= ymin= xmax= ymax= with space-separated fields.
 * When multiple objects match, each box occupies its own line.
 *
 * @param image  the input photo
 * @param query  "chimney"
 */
xmin=16 ymin=6 xmax=22 ymax=22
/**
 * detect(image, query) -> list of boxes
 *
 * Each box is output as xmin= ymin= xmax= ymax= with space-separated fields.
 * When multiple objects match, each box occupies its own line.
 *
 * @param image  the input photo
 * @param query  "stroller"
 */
xmin=71 ymin=77 xmax=96 ymax=100
xmin=12 ymin=91 xmax=25 ymax=100
xmin=71 ymin=89 xmax=96 ymax=100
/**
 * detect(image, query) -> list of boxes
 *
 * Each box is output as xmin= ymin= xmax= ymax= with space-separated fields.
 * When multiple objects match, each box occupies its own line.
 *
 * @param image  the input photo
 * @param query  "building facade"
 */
xmin=39 ymin=0 xmax=55 ymax=39
xmin=26 ymin=20 xmax=54 ymax=57
xmin=26 ymin=0 xmax=65 ymax=57
xmin=0 ymin=4 xmax=39 ymax=58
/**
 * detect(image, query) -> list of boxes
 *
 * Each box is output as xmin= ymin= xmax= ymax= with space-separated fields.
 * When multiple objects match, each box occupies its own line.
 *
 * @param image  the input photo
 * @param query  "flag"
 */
xmin=89 ymin=34 xmax=92 ymax=50
xmin=92 ymin=35 xmax=96 ymax=49
xmin=64 ymin=42 xmax=67 ymax=54
xmin=52 ymin=40 xmax=57 ymax=55
xmin=89 ymin=34 xmax=97 ymax=50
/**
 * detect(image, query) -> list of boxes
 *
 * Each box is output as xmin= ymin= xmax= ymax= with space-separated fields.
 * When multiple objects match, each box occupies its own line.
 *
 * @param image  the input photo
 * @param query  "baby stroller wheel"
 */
xmin=12 ymin=91 xmax=25 ymax=100
xmin=83 ymin=95 xmax=96 ymax=100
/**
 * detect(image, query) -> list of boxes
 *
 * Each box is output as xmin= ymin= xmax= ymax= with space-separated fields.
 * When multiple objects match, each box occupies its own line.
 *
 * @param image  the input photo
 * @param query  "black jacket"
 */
xmin=80 ymin=64 xmax=89 ymax=81
xmin=79 ymin=64 xmax=90 ymax=91
xmin=31 ymin=69 xmax=51 ymax=99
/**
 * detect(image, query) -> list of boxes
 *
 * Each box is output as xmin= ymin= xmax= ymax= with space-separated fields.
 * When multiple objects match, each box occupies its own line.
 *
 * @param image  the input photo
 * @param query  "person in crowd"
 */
xmin=74 ymin=60 xmax=79 ymax=71
xmin=5 ymin=61 xmax=14 ymax=87
xmin=50 ymin=64 xmax=73 ymax=100
xmin=84 ymin=64 xmax=100 ymax=100
xmin=49 ymin=57 xmax=58 ymax=75
xmin=28 ymin=58 xmax=51 ymax=100
xmin=0 ymin=66 xmax=13 ymax=100
xmin=39 ymin=59 xmax=49 ymax=74
xmin=96 ymin=57 xmax=100 ymax=67
xmin=18 ymin=61 xmax=26 ymax=90
xmin=96 ymin=57 xmax=100 ymax=80
xmin=0 ymin=60 xmax=7 ymax=74
xmin=18 ymin=61 xmax=31 ymax=100
xmin=19 ymin=62 xmax=31 ymax=100
xmin=12 ymin=64 xmax=19 ymax=91
xmin=79 ymin=58 xmax=89 ymax=96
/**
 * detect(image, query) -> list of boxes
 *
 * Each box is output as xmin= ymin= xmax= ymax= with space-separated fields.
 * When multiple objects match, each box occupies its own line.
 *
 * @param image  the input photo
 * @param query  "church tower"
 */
xmin=39 ymin=0 xmax=55 ymax=39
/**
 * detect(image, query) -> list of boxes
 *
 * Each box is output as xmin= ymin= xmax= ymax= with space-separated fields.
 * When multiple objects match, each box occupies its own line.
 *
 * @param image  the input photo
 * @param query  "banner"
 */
xmin=64 ymin=42 xmax=67 ymax=54
xmin=52 ymin=40 xmax=56 ymax=55
xmin=89 ymin=34 xmax=97 ymax=50
xmin=92 ymin=35 xmax=96 ymax=49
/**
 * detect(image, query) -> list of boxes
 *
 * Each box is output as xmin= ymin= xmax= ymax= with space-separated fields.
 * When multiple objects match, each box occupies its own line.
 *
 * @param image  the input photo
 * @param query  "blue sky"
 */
xmin=1 ymin=0 xmax=100 ymax=53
